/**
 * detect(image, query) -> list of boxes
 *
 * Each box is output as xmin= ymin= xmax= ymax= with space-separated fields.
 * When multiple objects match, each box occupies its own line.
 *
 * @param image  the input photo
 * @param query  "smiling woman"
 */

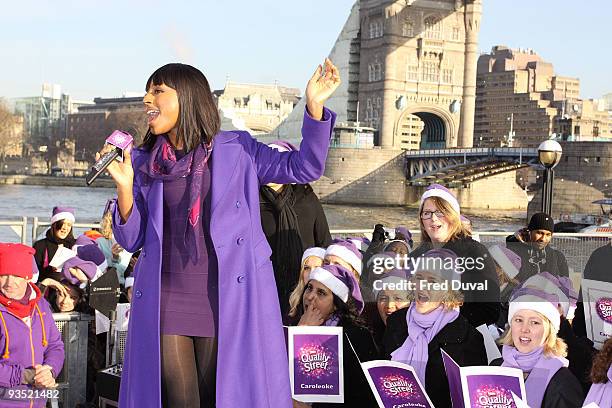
xmin=33 ymin=206 xmax=76 ymax=283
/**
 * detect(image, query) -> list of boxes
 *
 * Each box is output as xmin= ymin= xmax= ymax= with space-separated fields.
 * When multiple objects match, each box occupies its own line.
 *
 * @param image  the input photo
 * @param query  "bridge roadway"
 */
xmin=404 ymin=147 xmax=539 ymax=186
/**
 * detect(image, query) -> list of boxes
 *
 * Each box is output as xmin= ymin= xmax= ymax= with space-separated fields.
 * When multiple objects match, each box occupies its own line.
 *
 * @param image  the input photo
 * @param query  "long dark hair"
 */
xmin=295 ymin=285 xmax=368 ymax=329
xmin=141 ymin=63 xmax=220 ymax=152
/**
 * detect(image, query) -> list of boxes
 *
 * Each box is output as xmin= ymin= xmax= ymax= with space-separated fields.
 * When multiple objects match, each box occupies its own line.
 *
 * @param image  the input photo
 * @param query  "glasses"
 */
xmin=420 ymin=210 xmax=445 ymax=220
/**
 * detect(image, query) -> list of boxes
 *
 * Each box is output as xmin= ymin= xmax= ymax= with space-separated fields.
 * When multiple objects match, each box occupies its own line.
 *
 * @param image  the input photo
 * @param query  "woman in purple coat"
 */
xmin=99 ymin=60 xmax=340 ymax=407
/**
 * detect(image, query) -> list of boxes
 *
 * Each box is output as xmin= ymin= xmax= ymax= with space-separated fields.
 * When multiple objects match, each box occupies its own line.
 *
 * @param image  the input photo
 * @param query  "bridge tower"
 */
xmin=359 ymin=0 xmax=482 ymax=149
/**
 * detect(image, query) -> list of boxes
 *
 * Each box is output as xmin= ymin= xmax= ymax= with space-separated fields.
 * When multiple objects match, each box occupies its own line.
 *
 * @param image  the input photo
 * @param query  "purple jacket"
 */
xmin=0 ymin=287 xmax=64 ymax=408
xmin=113 ymin=108 xmax=336 ymax=407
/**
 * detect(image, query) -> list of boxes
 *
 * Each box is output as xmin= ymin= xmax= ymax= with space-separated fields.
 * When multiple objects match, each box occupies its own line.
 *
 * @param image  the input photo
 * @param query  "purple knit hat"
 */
xmin=325 ymin=239 xmax=363 ymax=276
xmin=420 ymin=184 xmax=460 ymax=215
xmin=268 ymin=140 xmax=297 ymax=152
xmin=412 ymin=248 xmax=462 ymax=283
xmin=489 ymin=243 xmax=522 ymax=279
xmin=62 ymin=235 xmax=107 ymax=285
xmin=520 ymin=271 xmax=577 ymax=318
xmin=309 ymin=264 xmax=364 ymax=313
xmin=50 ymin=206 xmax=76 ymax=224
xmin=394 ymin=226 xmax=413 ymax=242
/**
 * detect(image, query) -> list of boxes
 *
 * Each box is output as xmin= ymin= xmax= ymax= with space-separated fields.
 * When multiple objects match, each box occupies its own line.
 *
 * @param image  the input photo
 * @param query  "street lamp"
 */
xmin=538 ymin=140 xmax=563 ymax=216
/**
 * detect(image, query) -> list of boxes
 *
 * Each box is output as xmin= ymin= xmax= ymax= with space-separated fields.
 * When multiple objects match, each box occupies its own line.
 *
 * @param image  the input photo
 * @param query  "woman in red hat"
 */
xmin=0 ymin=242 xmax=64 ymax=408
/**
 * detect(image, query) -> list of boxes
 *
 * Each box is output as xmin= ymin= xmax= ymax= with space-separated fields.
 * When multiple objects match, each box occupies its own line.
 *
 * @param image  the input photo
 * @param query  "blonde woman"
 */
xmin=409 ymin=184 xmax=500 ymax=327
xmin=286 ymin=247 xmax=325 ymax=320
xmin=384 ymin=249 xmax=486 ymax=408
xmin=494 ymin=287 xmax=584 ymax=407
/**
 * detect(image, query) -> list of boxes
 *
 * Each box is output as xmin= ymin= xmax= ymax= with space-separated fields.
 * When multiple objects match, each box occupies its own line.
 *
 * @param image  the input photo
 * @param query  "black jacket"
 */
xmin=313 ymin=320 xmax=379 ymax=408
xmin=557 ymin=317 xmax=596 ymax=394
xmin=260 ymin=183 xmax=332 ymax=250
xmin=33 ymin=229 xmax=76 ymax=283
xmin=505 ymin=235 xmax=570 ymax=280
xmin=383 ymin=308 xmax=487 ymax=408
xmin=491 ymin=358 xmax=585 ymax=408
xmin=410 ymin=237 xmax=501 ymax=327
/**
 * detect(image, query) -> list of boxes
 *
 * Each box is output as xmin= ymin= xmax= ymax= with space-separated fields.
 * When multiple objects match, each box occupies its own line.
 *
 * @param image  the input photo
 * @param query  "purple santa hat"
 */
xmin=488 ymin=243 xmax=522 ymax=279
xmin=62 ymin=235 xmax=107 ymax=285
xmin=373 ymin=268 xmax=409 ymax=299
xmin=309 ymin=264 xmax=364 ymax=313
xmin=412 ymin=248 xmax=462 ymax=284
xmin=50 ymin=206 xmax=76 ymax=225
xmin=346 ymin=237 xmax=370 ymax=253
xmin=325 ymin=239 xmax=363 ymax=276
xmin=394 ymin=226 xmax=413 ymax=242
xmin=420 ymin=184 xmax=460 ymax=215
xmin=508 ymin=287 xmax=561 ymax=331
xmin=520 ymin=271 xmax=577 ymax=319
xmin=268 ymin=140 xmax=297 ymax=152
xmin=301 ymin=247 xmax=326 ymax=265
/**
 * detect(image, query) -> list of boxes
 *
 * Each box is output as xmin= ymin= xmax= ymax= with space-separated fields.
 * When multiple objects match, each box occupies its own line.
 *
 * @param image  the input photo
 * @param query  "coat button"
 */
xmin=237 ymin=237 xmax=245 ymax=245
xmin=237 ymin=275 xmax=245 ymax=283
xmin=135 ymin=290 xmax=142 ymax=298
xmin=236 ymin=201 xmax=241 ymax=208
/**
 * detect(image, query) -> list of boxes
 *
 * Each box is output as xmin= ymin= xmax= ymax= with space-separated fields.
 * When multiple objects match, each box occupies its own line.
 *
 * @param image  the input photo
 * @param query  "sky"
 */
xmin=1 ymin=0 xmax=610 ymax=101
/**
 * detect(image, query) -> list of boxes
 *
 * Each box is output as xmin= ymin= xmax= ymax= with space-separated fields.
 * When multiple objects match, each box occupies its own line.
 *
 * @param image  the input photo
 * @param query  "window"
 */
xmin=451 ymin=27 xmax=460 ymax=41
xmin=368 ymin=61 xmax=382 ymax=82
xmin=442 ymin=68 xmax=453 ymax=84
xmin=407 ymin=65 xmax=418 ymax=81
xmin=421 ymin=61 xmax=439 ymax=83
xmin=402 ymin=19 xmax=414 ymax=37
xmin=369 ymin=20 xmax=383 ymax=38
xmin=424 ymin=16 xmax=442 ymax=39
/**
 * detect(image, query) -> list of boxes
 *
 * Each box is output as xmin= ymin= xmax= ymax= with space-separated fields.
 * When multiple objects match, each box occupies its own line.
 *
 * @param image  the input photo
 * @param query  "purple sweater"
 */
xmin=0 ymin=291 xmax=64 ymax=408
xmin=160 ymin=158 xmax=218 ymax=337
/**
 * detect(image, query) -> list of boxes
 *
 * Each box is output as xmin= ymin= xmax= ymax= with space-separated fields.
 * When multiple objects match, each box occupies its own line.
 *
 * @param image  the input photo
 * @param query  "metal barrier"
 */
xmin=52 ymin=312 xmax=93 ymax=408
xmin=330 ymin=229 xmax=612 ymax=284
xmin=32 ymin=217 xmax=100 ymax=244
xmin=0 ymin=217 xmax=28 ymax=244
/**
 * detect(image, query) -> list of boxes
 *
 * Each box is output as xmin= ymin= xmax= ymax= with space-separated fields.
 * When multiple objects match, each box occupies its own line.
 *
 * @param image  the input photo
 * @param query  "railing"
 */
xmin=404 ymin=147 xmax=538 ymax=158
xmin=0 ymin=217 xmax=27 ymax=244
xmin=31 ymin=217 xmax=100 ymax=243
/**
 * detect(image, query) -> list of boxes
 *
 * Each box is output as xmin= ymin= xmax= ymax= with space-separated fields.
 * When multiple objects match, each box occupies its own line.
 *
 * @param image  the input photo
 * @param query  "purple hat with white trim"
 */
xmin=62 ymin=235 xmax=107 ymax=285
xmin=395 ymin=226 xmax=413 ymax=242
xmin=347 ymin=237 xmax=370 ymax=253
xmin=325 ymin=240 xmax=363 ymax=276
xmin=420 ymin=184 xmax=460 ymax=215
xmin=301 ymin=247 xmax=326 ymax=265
xmin=268 ymin=140 xmax=297 ymax=152
xmin=373 ymin=268 xmax=409 ymax=299
xmin=412 ymin=248 xmax=462 ymax=284
xmin=309 ymin=264 xmax=363 ymax=313
xmin=489 ymin=243 xmax=522 ymax=279
xmin=50 ymin=206 xmax=75 ymax=225
xmin=509 ymin=287 xmax=561 ymax=331
xmin=520 ymin=272 xmax=577 ymax=319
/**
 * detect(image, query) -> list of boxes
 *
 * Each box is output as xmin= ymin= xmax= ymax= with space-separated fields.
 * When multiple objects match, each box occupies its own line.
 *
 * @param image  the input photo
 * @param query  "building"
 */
xmin=11 ymin=84 xmax=92 ymax=148
xmin=271 ymin=0 xmax=483 ymax=149
xmin=214 ymin=81 xmax=300 ymax=134
xmin=66 ymin=97 xmax=146 ymax=161
xmin=474 ymin=46 xmax=612 ymax=147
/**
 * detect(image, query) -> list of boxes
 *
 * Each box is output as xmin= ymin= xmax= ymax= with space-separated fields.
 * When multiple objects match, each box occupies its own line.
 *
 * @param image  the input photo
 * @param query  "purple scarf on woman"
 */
xmin=391 ymin=304 xmax=459 ymax=386
xmin=143 ymin=135 xmax=212 ymax=262
xmin=584 ymin=365 xmax=612 ymax=407
xmin=501 ymin=345 xmax=568 ymax=408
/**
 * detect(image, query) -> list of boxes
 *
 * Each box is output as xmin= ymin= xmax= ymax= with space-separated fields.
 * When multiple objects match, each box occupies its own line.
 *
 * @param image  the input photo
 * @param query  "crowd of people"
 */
xmin=0 ymin=60 xmax=610 ymax=408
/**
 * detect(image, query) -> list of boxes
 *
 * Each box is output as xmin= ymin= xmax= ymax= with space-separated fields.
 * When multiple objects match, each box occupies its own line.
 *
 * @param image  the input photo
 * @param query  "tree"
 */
xmin=0 ymin=99 xmax=24 ymax=174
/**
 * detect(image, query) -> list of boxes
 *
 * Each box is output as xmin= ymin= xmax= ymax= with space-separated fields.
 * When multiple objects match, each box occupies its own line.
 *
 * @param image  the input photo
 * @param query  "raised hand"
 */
xmin=95 ymin=144 xmax=134 ymax=190
xmin=298 ymin=305 xmax=325 ymax=327
xmin=305 ymin=58 xmax=341 ymax=120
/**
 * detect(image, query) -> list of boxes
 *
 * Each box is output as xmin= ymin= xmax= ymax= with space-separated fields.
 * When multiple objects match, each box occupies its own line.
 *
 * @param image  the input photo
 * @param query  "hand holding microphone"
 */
xmin=89 ymin=130 xmax=134 ymax=188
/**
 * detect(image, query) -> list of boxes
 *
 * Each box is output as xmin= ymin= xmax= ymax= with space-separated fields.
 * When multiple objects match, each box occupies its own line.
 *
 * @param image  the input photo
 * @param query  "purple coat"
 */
xmin=0 ymin=288 xmax=64 ymax=408
xmin=113 ymin=108 xmax=336 ymax=407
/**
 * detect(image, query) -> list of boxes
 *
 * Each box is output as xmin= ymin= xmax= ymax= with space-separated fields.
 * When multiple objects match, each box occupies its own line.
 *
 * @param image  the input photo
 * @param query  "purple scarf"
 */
xmin=324 ymin=314 xmax=340 ymax=327
xmin=501 ymin=345 xmax=567 ymax=408
xmin=143 ymin=136 xmax=212 ymax=262
xmin=584 ymin=365 xmax=612 ymax=407
xmin=391 ymin=304 xmax=459 ymax=386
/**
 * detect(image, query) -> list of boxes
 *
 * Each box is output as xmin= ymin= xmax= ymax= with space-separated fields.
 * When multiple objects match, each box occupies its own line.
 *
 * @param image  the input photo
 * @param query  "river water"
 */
xmin=0 ymin=184 xmax=525 ymax=243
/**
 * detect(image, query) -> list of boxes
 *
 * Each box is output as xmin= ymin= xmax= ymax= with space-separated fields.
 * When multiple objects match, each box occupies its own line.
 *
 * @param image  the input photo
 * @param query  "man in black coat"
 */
xmin=506 ymin=212 xmax=570 ymax=280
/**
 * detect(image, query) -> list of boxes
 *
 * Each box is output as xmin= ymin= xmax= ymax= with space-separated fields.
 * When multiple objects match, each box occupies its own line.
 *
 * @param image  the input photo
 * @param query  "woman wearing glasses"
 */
xmin=408 ymin=184 xmax=500 ymax=328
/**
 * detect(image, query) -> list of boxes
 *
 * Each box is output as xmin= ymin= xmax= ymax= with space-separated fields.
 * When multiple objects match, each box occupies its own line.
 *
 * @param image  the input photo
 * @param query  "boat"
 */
xmin=555 ymin=199 xmax=612 ymax=233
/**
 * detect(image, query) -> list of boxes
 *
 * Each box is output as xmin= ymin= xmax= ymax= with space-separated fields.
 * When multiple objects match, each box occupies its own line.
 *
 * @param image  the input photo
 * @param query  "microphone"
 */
xmin=86 ymin=130 xmax=134 ymax=186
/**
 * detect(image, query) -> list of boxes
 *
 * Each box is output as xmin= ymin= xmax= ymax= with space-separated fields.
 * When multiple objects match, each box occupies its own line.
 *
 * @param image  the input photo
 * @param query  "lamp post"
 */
xmin=537 ymin=140 xmax=563 ymax=216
